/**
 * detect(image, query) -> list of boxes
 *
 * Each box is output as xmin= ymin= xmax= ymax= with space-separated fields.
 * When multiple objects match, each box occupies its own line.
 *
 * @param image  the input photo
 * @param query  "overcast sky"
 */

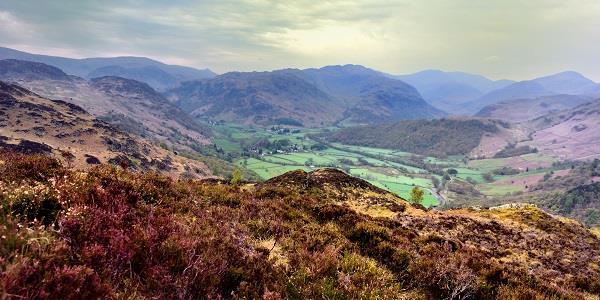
xmin=1 ymin=0 xmax=599 ymax=80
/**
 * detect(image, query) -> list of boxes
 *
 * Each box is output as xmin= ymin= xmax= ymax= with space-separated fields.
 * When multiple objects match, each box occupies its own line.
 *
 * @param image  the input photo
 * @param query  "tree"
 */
xmin=410 ymin=186 xmax=424 ymax=205
xmin=431 ymin=177 xmax=441 ymax=189
xmin=230 ymin=167 xmax=242 ymax=185
xmin=482 ymin=173 xmax=494 ymax=182
xmin=304 ymin=158 xmax=315 ymax=167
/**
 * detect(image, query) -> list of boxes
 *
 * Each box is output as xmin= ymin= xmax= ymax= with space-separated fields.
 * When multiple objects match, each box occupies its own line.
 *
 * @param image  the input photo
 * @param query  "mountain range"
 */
xmin=0 ymin=47 xmax=216 ymax=91
xmin=394 ymin=70 xmax=514 ymax=114
xmin=3 ymin=46 xmax=599 ymax=121
xmin=464 ymin=71 xmax=600 ymax=115
xmin=167 ymin=65 xmax=446 ymax=127
xmin=395 ymin=69 xmax=600 ymax=116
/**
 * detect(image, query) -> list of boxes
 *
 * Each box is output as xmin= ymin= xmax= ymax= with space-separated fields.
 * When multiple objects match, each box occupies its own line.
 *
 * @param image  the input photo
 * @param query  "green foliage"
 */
xmin=550 ymin=183 xmax=600 ymax=226
xmin=327 ymin=118 xmax=500 ymax=157
xmin=492 ymin=166 xmax=520 ymax=176
xmin=494 ymin=144 xmax=538 ymax=158
xmin=483 ymin=172 xmax=494 ymax=182
xmin=410 ymin=186 xmax=424 ymax=204
xmin=230 ymin=167 xmax=242 ymax=185
xmin=272 ymin=117 xmax=304 ymax=127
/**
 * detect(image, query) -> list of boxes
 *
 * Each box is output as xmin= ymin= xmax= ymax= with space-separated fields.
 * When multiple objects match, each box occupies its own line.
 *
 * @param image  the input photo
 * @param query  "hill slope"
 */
xmin=0 ymin=46 xmax=215 ymax=90
xmin=1 ymin=156 xmax=599 ymax=299
xmin=169 ymin=71 xmax=344 ymax=127
xmin=524 ymin=99 xmax=600 ymax=160
xmin=326 ymin=118 xmax=504 ymax=157
xmin=0 ymin=59 xmax=211 ymax=152
xmin=476 ymin=94 xmax=592 ymax=122
xmin=0 ymin=81 xmax=210 ymax=177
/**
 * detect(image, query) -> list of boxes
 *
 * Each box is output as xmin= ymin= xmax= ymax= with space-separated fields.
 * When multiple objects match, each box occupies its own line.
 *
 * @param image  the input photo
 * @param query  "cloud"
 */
xmin=0 ymin=0 xmax=599 ymax=80
xmin=0 ymin=10 xmax=35 ymax=42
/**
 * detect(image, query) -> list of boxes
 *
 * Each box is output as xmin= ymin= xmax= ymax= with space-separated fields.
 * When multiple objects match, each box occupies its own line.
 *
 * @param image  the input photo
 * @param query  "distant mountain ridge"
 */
xmin=167 ymin=64 xmax=446 ymax=127
xmin=394 ymin=70 xmax=514 ymax=114
xmin=463 ymin=71 xmax=600 ymax=115
xmin=0 ymin=46 xmax=216 ymax=90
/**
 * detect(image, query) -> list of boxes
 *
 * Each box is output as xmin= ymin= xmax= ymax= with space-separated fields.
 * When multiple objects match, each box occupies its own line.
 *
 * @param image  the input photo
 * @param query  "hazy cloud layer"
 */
xmin=1 ymin=0 xmax=599 ymax=80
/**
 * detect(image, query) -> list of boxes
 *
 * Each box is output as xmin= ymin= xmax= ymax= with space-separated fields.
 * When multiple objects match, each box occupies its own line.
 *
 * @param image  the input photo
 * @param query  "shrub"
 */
xmin=0 ymin=151 xmax=64 ymax=183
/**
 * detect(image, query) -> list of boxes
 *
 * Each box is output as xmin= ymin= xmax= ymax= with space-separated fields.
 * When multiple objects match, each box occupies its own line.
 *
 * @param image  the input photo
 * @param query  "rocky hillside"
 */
xmin=0 ymin=81 xmax=210 ymax=177
xmin=167 ymin=65 xmax=445 ymax=127
xmin=0 ymin=154 xmax=599 ymax=299
xmin=0 ymin=59 xmax=211 ymax=152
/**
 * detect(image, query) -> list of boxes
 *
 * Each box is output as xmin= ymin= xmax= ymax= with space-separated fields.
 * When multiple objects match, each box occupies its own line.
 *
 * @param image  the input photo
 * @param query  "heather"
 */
xmin=1 ymin=151 xmax=599 ymax=299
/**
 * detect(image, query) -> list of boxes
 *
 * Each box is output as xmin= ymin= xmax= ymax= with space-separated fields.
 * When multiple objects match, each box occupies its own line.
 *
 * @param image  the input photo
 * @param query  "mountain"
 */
xmin=0 ymin=46 xmax=216 ymax=90
xmin=169 ymin=71 xmax=343 ymax=127
xmin=0 ymin=59 xmax=73 ymax=81
xmin=167 ymin=65 xmax=446 ymax=127
xmin=394 ymin=70 xmax=514 ymax=114
xmin=0 ymin=81 xmax=210 ymax=177
xmin=2 ymin=156 xmax=599 ymax=299
xmin=296 ymin=65 xmax=446 ymax=123
xmin=325 ymin=118 xmax=506 ymax=157
xmin=0 ymin=59 xmax=211 ymax=152
xmin=464 ymin=81 xmax=554 ymax=115
xmin=475 ymin=94 xmax=592 ymax=122
xmin=465 ymin=71 xmax=599 ymax=115
xmin=534 ymin=71 xmax=597 ymax=94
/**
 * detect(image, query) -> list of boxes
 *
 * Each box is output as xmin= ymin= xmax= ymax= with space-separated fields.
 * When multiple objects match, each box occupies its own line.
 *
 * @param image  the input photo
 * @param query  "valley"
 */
xmin=208 ymin=122 xmax=575 ymax=210
xmin=2 ymin=1 xmax=600 ymax=298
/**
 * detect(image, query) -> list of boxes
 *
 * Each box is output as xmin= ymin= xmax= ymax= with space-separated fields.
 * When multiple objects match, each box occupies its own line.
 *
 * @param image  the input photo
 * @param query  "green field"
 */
xmin=213 ymin=122 xmax=568 ymax=206
xmin=212 ymin=124 xmax=440 ymax=207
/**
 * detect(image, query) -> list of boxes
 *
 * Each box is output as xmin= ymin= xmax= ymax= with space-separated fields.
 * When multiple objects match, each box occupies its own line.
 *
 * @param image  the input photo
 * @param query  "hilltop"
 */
xmin=0 ymin=152 xmax=599 ymax=299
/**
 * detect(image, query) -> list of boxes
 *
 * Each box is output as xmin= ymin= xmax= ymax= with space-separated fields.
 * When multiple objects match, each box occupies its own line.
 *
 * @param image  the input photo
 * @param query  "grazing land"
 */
xmin=208 ymin=123 xmax=570 ymax=208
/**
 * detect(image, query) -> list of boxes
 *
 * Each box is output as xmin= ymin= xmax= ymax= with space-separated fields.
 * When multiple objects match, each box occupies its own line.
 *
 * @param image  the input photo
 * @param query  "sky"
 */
xmin=1 ymin=0 xmax=599 ymax=81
